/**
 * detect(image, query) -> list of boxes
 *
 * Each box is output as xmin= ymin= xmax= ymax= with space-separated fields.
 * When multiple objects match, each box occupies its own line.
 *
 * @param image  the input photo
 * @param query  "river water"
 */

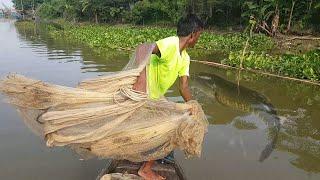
xmin=0 ymin=19 xmax=319 ymax=180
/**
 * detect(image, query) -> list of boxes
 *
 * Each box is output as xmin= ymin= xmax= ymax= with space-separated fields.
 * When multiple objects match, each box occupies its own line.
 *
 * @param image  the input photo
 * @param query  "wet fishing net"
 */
xmin=0 ymin=43 xmax=208 ymax=162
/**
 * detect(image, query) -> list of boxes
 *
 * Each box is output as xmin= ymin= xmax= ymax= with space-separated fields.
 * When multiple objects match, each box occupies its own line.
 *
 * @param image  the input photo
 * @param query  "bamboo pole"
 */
xmin=286 ymin=36 xmax=320 ymax=41
xmin=190 ymin=59 xmax=320 ymax=86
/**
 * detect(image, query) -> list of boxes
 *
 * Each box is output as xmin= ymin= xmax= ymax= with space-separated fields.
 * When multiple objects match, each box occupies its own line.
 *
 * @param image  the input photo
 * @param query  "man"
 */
xmin=133 ymin=14 xmax=204 ymax=180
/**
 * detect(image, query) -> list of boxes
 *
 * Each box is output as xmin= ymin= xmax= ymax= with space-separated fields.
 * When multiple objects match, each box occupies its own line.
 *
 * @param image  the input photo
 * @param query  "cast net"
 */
xmin=0 ymin=43 xmax=208 ymax=162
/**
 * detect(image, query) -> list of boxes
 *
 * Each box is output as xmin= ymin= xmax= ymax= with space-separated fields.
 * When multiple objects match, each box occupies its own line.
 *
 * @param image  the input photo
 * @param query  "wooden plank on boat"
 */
xmin=96 ymin=159 xmax=186 ymax=180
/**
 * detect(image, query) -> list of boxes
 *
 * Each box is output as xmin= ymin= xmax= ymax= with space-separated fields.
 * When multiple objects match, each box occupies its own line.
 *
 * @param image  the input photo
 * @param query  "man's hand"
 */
xmin=187 ymin=100 xmax=198 ymax=115
xmin=179 ymin=76 xmax=192 ymax=102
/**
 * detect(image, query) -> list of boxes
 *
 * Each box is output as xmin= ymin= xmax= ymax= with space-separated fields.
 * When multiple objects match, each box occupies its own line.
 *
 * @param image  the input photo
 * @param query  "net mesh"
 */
xmin=0 ymin=43 xmax=208 ymax=162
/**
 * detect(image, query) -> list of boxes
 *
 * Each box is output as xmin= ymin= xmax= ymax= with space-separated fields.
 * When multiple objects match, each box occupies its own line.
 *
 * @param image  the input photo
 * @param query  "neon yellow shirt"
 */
xmin=147 ymin=36 xmax=190 ymax=99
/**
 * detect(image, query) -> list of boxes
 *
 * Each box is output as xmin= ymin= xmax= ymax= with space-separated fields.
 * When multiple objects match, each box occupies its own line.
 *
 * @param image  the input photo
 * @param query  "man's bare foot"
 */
xmin=138 ymin=161 xmax=166 ymax=180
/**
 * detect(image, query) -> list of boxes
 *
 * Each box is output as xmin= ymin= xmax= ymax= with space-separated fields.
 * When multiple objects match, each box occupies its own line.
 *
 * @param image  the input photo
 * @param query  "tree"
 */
xmin=242 ymin=0 xmax=280 ymax=36
xmin=11 ymin=0 xmax=320 ymax=33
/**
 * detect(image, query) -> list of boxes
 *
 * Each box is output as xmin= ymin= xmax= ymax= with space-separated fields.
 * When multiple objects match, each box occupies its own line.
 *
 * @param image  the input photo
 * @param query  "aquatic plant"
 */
xmin=48 ymin=23 xmax=274 ymax=54
xmin=224 ymin=49 xmax=320 ymax=81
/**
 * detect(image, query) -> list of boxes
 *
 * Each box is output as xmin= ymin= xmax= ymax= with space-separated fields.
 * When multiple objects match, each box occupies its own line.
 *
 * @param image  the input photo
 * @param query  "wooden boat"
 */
xmin=96 ymin=159 xmax=186 ymax=180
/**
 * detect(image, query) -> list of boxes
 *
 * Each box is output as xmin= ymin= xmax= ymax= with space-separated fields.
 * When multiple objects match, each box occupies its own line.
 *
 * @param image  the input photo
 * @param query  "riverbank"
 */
xmin=15 ymin=20 xmax=320 ymax=82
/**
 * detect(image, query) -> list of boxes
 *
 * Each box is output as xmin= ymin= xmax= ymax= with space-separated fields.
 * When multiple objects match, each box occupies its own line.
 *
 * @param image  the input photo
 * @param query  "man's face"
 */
xmin=188 ymin=30 xmax=202 ymax=48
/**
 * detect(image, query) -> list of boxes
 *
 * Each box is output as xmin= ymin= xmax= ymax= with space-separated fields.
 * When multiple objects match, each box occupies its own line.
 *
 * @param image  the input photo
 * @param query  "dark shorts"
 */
xmin=157 ymin=151 xmax=174 ymax=164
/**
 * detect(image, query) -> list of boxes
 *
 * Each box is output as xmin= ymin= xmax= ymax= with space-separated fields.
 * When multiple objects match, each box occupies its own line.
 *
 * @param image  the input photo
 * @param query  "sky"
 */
xmin=0 ymin=0 xmax=13 ymax=9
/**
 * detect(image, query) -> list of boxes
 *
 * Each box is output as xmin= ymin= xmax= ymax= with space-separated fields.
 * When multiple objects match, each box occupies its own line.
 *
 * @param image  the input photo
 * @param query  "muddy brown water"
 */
xmin=0 ymin=19 xmax=320 ymax=180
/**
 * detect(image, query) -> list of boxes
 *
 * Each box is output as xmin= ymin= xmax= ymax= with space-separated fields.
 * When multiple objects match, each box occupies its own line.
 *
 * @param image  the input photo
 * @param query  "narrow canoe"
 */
xmin=96 ymin=159 xmax=186 ymax=180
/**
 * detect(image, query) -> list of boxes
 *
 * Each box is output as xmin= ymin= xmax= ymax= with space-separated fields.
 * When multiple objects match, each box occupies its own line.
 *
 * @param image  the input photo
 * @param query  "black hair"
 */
xmin=177 ymin=14 xmax=204 ymax=37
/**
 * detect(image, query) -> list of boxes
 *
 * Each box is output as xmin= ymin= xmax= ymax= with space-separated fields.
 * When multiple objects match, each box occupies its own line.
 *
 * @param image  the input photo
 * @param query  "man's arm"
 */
xmin=179 ymin=76 xmax=192 ymax=102
xmin=133 ymin=44 xmax=161 ymax=93
xmin=152 ymin=44 xmax=161 ymax=57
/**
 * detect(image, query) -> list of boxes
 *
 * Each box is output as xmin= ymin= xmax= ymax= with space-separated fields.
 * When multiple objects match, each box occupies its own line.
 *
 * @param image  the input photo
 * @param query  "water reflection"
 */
xmin=14 ymin=22 xmax=129 ymax=73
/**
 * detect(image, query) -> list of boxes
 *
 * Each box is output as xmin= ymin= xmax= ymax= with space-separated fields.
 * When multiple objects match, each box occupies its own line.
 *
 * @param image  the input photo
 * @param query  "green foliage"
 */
xmin=12 ymin=0 xmax=44 ymax=10
xmin=198 ymin=32 xmax=274 ymax=52
xmin=127 ymin=0 xmax=187 ymax=25
xmin=12 ymin=0 xmax=320 ymax=32
xmin=14 ymin=20 xmax=38 ymax=28
xmin=224 ymin=50 xmax=320 ymax=81
xmin=37 ymin=0 xmax=67 ymax=19
xmin=47 ymin=22 xmax=274 ymax=54
xmin=303 ymin=1 xmax=320 ymax=31
xmin=241 ymin=0 xmax=278 ymax=22
xmin=49 ymin=24 xmax=175 ymax=50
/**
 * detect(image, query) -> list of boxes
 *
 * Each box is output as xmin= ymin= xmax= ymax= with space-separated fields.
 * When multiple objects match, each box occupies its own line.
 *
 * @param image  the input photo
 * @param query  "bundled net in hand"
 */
xmin=0 ymin=43 xmax=208 ymax=162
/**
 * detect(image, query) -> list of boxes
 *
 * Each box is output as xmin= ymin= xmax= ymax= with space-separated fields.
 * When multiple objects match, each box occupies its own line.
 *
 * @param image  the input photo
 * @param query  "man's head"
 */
xmin=177 ymin=14 xmax=204 ymax=48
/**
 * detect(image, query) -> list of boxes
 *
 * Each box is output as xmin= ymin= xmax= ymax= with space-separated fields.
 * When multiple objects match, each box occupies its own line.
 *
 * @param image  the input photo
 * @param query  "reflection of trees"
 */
xmin=80 ymin=46 xmax=128 ymax=72
xmin=14 ymin=22 xmax=130 ymax=73
xmin=15 ymin=22 xmax=78 ymax=55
